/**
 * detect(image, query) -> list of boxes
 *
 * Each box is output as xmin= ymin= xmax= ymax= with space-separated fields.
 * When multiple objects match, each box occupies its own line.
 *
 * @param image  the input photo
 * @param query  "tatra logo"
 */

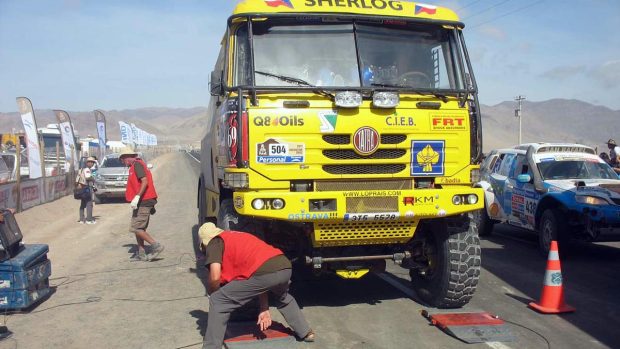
xmin=254 ymin=116 xmax=305 ymax=127
xmin=352 ymin=127 xmax=379 ymax=155
xmin=304 ymin=0 xmax=404 ymax=11
xmin=403 ymin=196 xmax=435 ymax=205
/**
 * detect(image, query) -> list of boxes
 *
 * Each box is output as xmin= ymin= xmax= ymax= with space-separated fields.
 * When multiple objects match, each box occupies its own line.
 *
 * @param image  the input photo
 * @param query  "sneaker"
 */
xmin=130 ymin=250 xmax=148 ymax=262
xmin=302 ymin=330 xmax=315 ymax=342
xmin=86 ymin=220 xmax=96 ymax=225
xmin=78 ymin=220 xmax=85 ymax=224
xmin=148 ymin=243 xmax=164 ymax=260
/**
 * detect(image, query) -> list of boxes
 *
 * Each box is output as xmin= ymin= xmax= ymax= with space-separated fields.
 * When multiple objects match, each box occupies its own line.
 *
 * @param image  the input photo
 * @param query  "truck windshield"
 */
xmin=538 ymin=160 xmax=618 ymax=180
xmin=236 ymin=20 xmax=465 ymax=90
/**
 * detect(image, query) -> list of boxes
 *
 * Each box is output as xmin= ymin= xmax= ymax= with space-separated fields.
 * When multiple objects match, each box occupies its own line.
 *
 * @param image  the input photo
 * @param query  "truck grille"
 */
xmin=315 ymin=179 xmax=413 ymax=191
xmin=323 ymin=149 xmax=406 ymax=160
xmin=323 ymin=134 xmax=406 ymax=145
xmin=323 ymin=164 xmax=406 ymax=175
xmin=346 ymin=197 xmax=399 ymax=213
xmin=313 ymin=221 xmax=416 ymax=247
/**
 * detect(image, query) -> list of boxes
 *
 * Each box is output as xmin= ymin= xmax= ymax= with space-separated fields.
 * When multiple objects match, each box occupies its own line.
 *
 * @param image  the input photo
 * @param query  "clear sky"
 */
xmin=1 ymin=0 xmax=619 ymax=113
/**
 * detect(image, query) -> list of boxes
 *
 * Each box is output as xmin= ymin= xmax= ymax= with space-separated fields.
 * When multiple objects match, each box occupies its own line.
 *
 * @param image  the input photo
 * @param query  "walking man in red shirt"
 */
xmin=199 ymin=222 xmax=314 ymax=348
xmin=119 ymin=148 xmax=164 ymax=261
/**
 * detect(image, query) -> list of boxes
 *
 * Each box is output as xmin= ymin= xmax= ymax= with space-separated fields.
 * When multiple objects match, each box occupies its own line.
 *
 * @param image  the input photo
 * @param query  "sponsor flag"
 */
xmin=264 ymin=0 xmax=293 ymax=8
xmin=16 ymin=97 xmax=43 ymax=179
xmin=94 ymin=110 xmax=107 ymax=160
xmin=54 ymin=110 xmax=78 ymax=171
xmin=415 ymin=3 xmax=437 ymax=15
xmin=119 ymin=121 xmax=134 ymax=144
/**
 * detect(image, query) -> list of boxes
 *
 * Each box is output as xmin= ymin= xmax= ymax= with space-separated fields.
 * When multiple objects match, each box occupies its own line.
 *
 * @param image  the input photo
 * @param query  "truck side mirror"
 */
xmin=210 ymin=70 xmax=224 ymax=96
xmin=517 ymin=174 xmax=532 ymax=184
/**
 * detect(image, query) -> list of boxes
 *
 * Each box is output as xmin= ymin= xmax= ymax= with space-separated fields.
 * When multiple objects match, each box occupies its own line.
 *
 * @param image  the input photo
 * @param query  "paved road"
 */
xmin=1 ymin=151 xmax=618 ymax=349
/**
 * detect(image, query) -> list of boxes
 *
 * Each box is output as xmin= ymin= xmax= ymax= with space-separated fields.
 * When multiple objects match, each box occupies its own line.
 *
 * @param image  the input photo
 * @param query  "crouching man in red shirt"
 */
xmin=199 ymin=222 xmax=315 ymax=348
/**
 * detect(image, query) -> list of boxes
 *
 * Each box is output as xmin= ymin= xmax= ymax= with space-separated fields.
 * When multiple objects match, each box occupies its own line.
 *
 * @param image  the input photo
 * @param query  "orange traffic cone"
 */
xmin=528 ymin=241 xmax=575 ymax=314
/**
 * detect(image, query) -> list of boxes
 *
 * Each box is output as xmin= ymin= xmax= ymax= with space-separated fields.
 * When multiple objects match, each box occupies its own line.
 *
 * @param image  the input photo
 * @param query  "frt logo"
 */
xmin=432 ymin=117 xmax=465 ymax=127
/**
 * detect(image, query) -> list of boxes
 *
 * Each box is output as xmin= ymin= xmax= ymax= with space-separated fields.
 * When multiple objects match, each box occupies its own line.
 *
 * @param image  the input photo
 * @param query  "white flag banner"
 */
xmin=94 ymin=110 xmax=107 ymax=160
xmin=16 ymin=97 xmax=43 ymax=179
xmin=54 ymin=110 xmax=78 ymax=171
xmin=119 ymin=121 xmax=133 ymax=144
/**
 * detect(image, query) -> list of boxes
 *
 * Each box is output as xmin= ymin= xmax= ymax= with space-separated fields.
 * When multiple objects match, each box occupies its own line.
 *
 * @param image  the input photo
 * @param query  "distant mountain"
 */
xmin=1 ymin=99 xmax=618 ymax=151
xmin=481 ymin=99 xmax=620 ymax=152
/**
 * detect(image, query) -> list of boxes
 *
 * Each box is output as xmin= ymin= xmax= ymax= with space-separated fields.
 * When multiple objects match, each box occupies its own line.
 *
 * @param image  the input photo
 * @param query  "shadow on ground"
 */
xmin=481 ymin=224 xmax=620 ymax=348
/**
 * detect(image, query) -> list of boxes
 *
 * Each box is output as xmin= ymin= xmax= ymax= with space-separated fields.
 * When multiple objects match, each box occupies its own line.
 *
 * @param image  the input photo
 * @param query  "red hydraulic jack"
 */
xmin=223 ymin=321 xmax=297 ymax=349
xmin=422 ymin=310 xmax=515 ymax=344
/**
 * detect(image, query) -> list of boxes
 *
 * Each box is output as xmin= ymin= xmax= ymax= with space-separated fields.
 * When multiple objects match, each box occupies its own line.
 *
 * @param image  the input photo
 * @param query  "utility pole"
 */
xmin=514 ymin=95 xmax=526 ymax=144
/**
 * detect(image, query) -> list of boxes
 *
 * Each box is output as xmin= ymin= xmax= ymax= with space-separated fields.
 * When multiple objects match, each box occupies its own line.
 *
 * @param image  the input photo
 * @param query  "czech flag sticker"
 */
xmin=265 ymin=0 xmax=294 ymax=8
xmin=415 ymin=3 xmax=437 ymax=15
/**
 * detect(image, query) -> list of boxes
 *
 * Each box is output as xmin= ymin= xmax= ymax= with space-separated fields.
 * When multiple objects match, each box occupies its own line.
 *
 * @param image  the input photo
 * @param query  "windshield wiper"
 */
xmin=255 ymin=70 xmax=315 ymax=87
xmin=371 ymin=83 xmax=449 ymax=103
xmin=254 ymin=70 xmax=334 ymax=99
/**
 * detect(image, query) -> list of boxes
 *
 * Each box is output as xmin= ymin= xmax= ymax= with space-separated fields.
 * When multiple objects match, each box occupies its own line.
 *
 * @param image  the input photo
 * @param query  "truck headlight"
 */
xmin=335 ymin=91 xmax=362 ymax=108
xmin=372 ymin=92 xmax=399 ymax=108
xmin=252 ymin=199 xmax=265 ymax=210
xmin=223 ymin=173 xmax=249 ymax=189
xmin=576 ymin=195 xmax=609 ymax=205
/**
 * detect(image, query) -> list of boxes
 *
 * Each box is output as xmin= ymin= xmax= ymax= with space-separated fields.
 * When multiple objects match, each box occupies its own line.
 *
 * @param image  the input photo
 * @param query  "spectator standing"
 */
xmin=119 ymin=148 xmax=164 ymax=261
xmin=607 ymin=139 xmax=620 ymax=166
xmin=76 ymin=157 xmax=97 ymax=224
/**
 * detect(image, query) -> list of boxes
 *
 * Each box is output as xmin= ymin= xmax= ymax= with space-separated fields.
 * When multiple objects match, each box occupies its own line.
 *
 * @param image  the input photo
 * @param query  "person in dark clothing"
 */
xmin=199 ymin=222 xmax=314 ymax=349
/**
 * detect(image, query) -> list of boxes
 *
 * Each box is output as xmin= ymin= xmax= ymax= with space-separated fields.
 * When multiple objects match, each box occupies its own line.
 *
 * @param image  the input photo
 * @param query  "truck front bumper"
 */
xmin=233 ymin=186 xmax=484 ymax=246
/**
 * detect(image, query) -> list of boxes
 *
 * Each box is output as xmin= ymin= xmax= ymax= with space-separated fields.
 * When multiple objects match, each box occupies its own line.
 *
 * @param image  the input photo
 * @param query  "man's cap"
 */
xmin=119 ymin=147 xmax=138 ymax=158
xmin=198 ymin=222 xmax=224 ymax=248
xmin=608 ymin=139 xmax=617 ymax=146
xmin=86 ymin=157 xmax=96 ymax=163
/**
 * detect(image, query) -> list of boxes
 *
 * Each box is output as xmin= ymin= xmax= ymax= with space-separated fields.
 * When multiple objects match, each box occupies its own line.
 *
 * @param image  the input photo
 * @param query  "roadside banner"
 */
xmin=16 ymin=97 xmax=43 ymax=179
xmin=94 ymin=110 xmax=107 ymax=160
xmin=54 ymin=110 xmax=78 ymax=171
xmin=119 ymin=121 xmax=134 ymax=144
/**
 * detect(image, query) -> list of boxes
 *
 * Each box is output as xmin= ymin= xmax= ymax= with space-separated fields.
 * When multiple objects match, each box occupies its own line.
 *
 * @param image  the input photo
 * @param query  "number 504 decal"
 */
xmin=256 ymin=139 xmax=305 ymax=164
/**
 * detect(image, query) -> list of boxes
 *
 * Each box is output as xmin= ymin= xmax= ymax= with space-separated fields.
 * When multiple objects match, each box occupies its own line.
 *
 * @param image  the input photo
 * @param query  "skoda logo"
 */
xmin=353 ymin=127 xmax=379 ymax=155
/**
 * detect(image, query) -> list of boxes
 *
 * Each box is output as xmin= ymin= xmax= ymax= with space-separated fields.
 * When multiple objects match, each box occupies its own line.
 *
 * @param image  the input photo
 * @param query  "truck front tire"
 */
xmin=410 ymin=215 xmax=481 ymax=308
xmin=217 ymin=199 xmax=264 ymax=238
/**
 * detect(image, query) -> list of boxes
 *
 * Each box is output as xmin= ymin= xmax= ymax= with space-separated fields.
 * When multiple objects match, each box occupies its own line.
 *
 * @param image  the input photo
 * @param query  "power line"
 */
xmin=462 ymin=0 xmax=512 ymax=20
xmin=469 ymin=0 xmax=546 ymax=29
xmin=456 ymin=0 xmax=483 ymax=12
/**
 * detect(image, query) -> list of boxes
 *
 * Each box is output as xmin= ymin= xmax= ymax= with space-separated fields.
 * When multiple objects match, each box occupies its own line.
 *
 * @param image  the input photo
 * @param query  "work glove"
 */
xmin=130 ymin=195 xmax=141 ymax=210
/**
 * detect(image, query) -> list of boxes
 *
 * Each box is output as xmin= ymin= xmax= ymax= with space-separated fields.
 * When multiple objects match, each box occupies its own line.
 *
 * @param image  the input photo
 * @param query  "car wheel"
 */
xmin=538 ymin=209 xmax=568 ymax=256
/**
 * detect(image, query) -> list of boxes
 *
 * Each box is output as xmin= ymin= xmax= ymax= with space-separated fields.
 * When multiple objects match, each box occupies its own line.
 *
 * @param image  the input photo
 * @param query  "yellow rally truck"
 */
xmin=199 ymin=0 xmax=484 ymax=308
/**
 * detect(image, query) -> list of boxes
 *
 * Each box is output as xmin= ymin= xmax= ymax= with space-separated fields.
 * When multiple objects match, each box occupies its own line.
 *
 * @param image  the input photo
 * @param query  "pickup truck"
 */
xmin=93 ymin=153 xmax=151 ymax=203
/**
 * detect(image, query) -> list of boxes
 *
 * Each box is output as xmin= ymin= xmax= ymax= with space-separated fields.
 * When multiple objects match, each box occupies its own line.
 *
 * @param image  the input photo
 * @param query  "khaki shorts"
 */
xmin=130 ymin=206 xmax=152 ymax=234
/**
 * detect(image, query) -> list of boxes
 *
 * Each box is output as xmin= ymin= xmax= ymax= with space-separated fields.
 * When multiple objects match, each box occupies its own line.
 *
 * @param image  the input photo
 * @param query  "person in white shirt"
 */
xmin=76 ymin=157 xmax=97 ymax=224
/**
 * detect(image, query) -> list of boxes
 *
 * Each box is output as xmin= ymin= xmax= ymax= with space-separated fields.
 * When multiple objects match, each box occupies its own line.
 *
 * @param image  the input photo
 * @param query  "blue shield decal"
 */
xmin=411 ymin=141 xmax=445 ymax=176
